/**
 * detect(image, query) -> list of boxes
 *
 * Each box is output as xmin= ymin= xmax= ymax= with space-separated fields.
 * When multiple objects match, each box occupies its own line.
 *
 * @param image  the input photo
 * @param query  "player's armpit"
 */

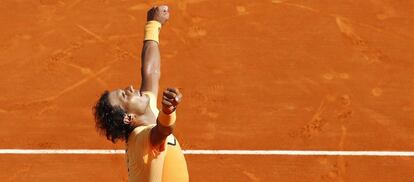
xmin=149 ymin=123 xmax=174 ymax=151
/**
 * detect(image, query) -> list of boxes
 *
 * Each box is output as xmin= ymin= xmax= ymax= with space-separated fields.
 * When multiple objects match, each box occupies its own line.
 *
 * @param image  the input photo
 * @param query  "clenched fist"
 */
xmin=162 ymin=88 xmax=182 ymax=114
xmin=147 ymin=5 xmax=170 ymax=25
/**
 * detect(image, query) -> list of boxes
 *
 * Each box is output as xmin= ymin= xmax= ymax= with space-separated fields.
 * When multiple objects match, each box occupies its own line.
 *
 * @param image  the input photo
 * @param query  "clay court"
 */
xmin=1 ymin=0 xmax=414 ymax=181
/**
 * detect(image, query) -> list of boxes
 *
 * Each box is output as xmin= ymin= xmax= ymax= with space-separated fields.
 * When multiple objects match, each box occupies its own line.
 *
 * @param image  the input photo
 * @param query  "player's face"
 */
xmin=108 ymin=85 xmax=150 ymax=115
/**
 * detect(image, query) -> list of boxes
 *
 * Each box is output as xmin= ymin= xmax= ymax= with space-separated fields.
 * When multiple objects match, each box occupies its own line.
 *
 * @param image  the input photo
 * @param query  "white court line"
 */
xmin=0 ymin=149 xmax=413 ymax=156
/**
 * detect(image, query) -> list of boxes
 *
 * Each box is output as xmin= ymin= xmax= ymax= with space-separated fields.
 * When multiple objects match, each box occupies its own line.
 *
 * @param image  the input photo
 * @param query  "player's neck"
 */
xmin=133 ymin=106 xmax=156 ymax=126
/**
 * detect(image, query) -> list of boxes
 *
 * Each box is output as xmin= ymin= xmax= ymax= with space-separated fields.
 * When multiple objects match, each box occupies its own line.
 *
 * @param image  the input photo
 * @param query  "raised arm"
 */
xmin=141 ymin=6 xmax=179 ymax=148
xmin=140 ymin=6 xmax=169 ymax=97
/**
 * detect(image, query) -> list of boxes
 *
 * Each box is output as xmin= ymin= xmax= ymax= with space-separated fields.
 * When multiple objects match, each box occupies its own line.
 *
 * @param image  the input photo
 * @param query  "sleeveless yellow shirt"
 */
xmin=125 ymin=91 xmax=189 ymax=182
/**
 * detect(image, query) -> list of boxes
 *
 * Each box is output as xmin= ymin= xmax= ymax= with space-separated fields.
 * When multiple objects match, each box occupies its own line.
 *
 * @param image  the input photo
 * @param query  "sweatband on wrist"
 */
xmin=157 ymin=111 xmax=176 ymax=127
xmin=144 ymin=20 xmax=162 ymax=43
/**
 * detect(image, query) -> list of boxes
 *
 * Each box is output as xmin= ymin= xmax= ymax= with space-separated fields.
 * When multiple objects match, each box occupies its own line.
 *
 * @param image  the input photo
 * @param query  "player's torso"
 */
xmin=126 ymin=131 xmax=188 ymax=182
xmin=162 ymin=135 xmax=189 ymax=182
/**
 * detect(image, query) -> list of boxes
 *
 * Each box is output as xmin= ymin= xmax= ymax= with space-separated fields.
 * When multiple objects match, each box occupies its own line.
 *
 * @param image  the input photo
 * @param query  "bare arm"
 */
xmin=140 ymin=41 xmax=161 ymax=96
xmin=151 ymin=87 xmax=183 ymax=147
xmin=139 ymin=6 xmax=169 ymax=96
xmin=142 ymin=6 xmax=178 ymax=147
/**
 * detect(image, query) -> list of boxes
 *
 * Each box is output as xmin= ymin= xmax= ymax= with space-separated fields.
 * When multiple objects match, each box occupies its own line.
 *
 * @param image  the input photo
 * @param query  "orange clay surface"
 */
xmin=1 ymin=0 xmax=414 ymax=181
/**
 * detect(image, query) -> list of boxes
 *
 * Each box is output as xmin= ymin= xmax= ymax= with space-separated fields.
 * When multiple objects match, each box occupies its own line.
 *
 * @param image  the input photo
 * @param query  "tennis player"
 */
xmin=93 ymin=5 xmax=189 ymax=182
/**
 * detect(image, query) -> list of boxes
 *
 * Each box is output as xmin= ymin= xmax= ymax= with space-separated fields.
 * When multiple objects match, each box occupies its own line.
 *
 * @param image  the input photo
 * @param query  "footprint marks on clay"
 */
xmin=44 ymin=41 xmax=83 ymax=73
xmin=187 ymin=26 xmax=207 ymax=38
xmin=290 ymin=94 xmax=353 ymax=140
xmin=370 ymin=0 xmax=400 ymax=20
xmin=336 ymin=94 xmax=353 ymax=123
xmin=336 ymin=17 xmax=390 ymax=64
xmin=186 ymin=84 xmax=224 ymax=105
xmin=236 ymin=6 xmax=248 ymax=15
xmin=297 ymin=98 xmax=327 ymax=140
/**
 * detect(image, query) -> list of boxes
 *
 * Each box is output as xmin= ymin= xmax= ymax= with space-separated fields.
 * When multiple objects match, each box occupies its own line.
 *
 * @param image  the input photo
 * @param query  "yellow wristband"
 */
xmin=157 ymin=111 xmax=176 ymax=127
xmin=144 ymin=21 xmax=162 ymax=43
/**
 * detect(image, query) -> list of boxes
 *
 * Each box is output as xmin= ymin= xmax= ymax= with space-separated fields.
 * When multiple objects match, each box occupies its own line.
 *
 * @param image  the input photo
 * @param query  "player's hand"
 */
xmin=162 ymin=88 xmax=182 ymax=114
xmin=147 ymin=5 xmax=170 ymax=25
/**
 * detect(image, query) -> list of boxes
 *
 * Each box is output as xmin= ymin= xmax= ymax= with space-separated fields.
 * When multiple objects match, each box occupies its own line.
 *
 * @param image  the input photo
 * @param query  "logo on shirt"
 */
xmin=167 ymin=135 xmax=176 ymax=146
